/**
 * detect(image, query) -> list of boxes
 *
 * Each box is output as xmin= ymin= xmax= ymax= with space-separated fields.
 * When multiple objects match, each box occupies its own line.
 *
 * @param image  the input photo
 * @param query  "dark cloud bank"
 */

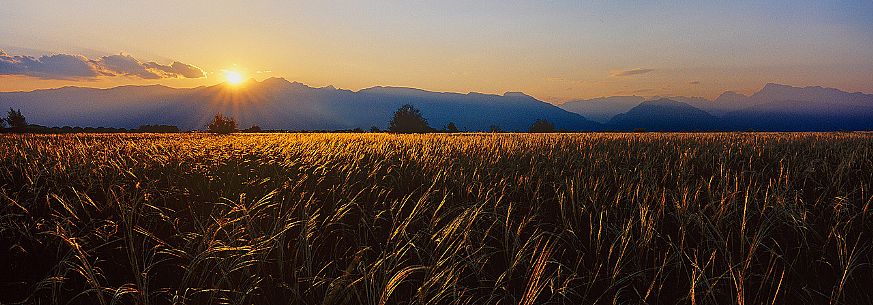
xmin=0 ymin=50 xmax=204 ymax=80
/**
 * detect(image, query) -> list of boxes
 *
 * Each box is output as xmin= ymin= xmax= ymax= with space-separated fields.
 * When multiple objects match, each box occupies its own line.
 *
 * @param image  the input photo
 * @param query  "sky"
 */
xmin=1 ymin=0 xmax=872 ymax=102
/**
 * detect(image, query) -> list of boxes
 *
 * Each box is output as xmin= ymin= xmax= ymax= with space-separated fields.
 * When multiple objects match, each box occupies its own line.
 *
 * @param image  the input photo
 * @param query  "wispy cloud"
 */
xmin=610 ymin=68 xmax=654 ymax=77
xmin=0 ymin=50 xmax=204 ymax=80
xmin=688 ymin=80 xmax=701 ymax=85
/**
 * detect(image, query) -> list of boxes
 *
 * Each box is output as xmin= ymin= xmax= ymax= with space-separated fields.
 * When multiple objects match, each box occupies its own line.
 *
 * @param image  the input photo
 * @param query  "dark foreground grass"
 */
xmin=0 ymin=133 xmax=871 ymax=304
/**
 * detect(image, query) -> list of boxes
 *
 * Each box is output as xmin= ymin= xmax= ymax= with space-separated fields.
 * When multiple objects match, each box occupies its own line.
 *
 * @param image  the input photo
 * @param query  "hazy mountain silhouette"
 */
xmin=704 ymin=91 xmax=754 ymax=115
xmin=2 ymin=81 xmax=870 ymax=132
xmin=653 ymin=96 xmax=720 ymax=115
xmin=558 ymin=96 xmax=645 ymax=123
xmin=606 ymin=99 xmax=721 ymax=131
xmin=749 ymin=83 xmax=872 ymax=108
xmin=0 ymin=78 xmax=600 ymax=131
xmin=719 ymin=83 xmax=873 ymax=131
xmin=559 ymin=83 xmax=873 ymax=131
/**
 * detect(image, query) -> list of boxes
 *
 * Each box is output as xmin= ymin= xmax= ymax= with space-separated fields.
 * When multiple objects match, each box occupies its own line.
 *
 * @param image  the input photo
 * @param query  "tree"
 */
xmin=0 ymin=117 xmax=6 ymax=131
xmin=6 ymin=108 xmax=27 ymax=133
xmin=370 ymin=126 xmax=381 ymax=133
xmin=388 ymin=104 xmax=431 ymax=133
xmin=243 ymin=125 xmax=262 ymax=133
xmin=528 ymin=119 xmax=555 ymax=133
xmin=207 ymin=113 xmax=237 ymax=134
xmin=445 ymin=122 xmax=459 ymax=133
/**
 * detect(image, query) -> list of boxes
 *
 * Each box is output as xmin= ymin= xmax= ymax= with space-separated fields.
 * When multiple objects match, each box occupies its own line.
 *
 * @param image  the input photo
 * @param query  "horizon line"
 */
xmin=1 ymin=77 xmax=871 ymax=103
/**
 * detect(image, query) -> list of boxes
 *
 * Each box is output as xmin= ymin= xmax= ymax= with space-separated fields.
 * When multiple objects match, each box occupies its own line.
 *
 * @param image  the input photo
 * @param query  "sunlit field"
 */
xmin=1 ymin=133 xmax=871 ymax=304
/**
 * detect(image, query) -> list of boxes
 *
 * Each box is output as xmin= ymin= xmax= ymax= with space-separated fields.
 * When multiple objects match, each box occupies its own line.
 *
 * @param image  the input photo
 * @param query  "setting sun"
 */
xmin=224 ymin=70 xmax=244 ymax=85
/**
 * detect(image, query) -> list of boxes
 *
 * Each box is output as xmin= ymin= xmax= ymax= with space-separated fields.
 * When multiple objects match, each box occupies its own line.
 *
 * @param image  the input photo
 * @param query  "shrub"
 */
xmin=528 ymin=119 xmax=556 ymax=133
xmin=445 ymin=122 xmax=459 ymax=133
xmin=243 ymin=125 xmax=262 ymax=133
xmin=207 ymin=114 xmax=238 ymax=134
xmin=388 ymin=104 xmax=431 ymax=133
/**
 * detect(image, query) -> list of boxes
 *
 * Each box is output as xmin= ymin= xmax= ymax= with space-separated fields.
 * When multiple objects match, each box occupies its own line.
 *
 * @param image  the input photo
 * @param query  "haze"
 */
xmin=2 ymin=0 xmax=872 ymax=102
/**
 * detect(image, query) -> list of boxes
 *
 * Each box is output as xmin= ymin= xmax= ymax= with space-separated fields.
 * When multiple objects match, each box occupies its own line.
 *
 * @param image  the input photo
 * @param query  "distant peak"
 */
xmin=640 ymin=98 xmax=691 ymax=107
xmin=503 ymin=92 xmax=533 ymax=99
xmin=645 ymin=98 xmax=679 ymax=103
xmin=716 ymin=91 xmax=748 ymax=99
xmin=256 ymin=77 xmax=314 ymax=90
xmin=261 ymin=77 xmax=291 ymax=84
xmin=759 ymin=82 xmax=851 ymax=94
xmin=752 ymin=83 xmax=802 ymax=98
xmin=761 ymin=83 xmax=795 ymax=90
xmin=359 ymin=86 xmax=431 ymax=95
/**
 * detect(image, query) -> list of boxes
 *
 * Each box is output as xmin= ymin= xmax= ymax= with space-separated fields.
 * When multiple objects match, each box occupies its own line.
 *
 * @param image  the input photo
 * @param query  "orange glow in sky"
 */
xmin=1 ymin=1 xmax=872 ymax=102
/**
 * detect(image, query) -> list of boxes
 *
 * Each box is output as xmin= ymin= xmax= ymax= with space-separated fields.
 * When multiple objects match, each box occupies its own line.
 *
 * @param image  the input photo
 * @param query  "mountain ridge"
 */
xmin=0 ymin=78 xmax=601 ymax=131
xmin=2 ymin=80 xmax=872 ymax=131
xmin=558 ymin=83 xmax=873 ymax=131
xmin=607 ymin=99 xmax=722 ymax=131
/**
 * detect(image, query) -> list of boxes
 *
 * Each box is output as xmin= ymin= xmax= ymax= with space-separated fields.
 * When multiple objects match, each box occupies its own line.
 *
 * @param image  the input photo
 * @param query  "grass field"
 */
xmin=1 ymin=133 xmax=872 ymax=304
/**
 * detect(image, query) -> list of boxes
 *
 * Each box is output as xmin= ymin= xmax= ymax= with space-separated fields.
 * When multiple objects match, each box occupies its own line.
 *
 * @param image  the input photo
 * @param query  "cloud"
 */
xmin=688 ymin=80 xmax=701 ymax=85
xmin=143 ymin=61 xmax=206 ymax=78
xmin=169 ymin=62 xmax=206 ymax=78
xmin=1 ymin=50 xmax=102 ymax=79
xmin=0 ymin=49 xmax=204 ymax=80
xmin=610 ymin=68 xmax=655 ymax=77
xmin=99 ymin=54 xmax=163 ymax=79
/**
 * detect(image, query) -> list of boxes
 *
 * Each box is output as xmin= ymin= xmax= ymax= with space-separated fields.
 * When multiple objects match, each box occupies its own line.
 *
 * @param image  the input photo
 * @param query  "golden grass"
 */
xmin=0 ymin=132 xmax=871 ymax=304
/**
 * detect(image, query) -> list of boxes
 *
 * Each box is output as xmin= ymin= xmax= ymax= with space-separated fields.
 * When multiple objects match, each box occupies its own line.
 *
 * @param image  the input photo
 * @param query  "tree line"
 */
xmin=2 ymin=105 xmax=561 ymax=134
xmin=383 ymin=104 xmax=557 ymax=133
xmin=204 ymin=104 xmax=559 ymax=134
xmin=0 ymin=108 xmax=182 ymax=134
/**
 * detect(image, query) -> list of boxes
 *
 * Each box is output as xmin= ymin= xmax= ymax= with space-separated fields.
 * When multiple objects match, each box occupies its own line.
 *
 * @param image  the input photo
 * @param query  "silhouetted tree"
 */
xmin=445 ymin=122 xmax=459 ymax=133
xmin=6 ymin=108 xmax=27 ymax=133
xmin=243 ymin=125 xmax=262 ymax=133
xmin=370 ymin=126 xmax=381 ymax=133
xmin=0 ymin=117 xmax=6 ymax=132
xmin=528 ymin=119 xmax=556 ymax=133
xmin=207 ymin=114 xmax=237 ymax=134
xmin=388 ymin=104 xmax=431 ymax=133
xmin=489 ymin=125 xmax=503 ymax=133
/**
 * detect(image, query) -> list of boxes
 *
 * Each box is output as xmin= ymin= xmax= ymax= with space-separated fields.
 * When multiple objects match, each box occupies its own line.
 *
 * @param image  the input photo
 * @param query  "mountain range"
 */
xmin=0 ymin=78 xmax=598 ymax=131
xmin=1 ymin=79 xmax=871 ymax=131
xmin=561 ymin=83 xmax=873 ymax=131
